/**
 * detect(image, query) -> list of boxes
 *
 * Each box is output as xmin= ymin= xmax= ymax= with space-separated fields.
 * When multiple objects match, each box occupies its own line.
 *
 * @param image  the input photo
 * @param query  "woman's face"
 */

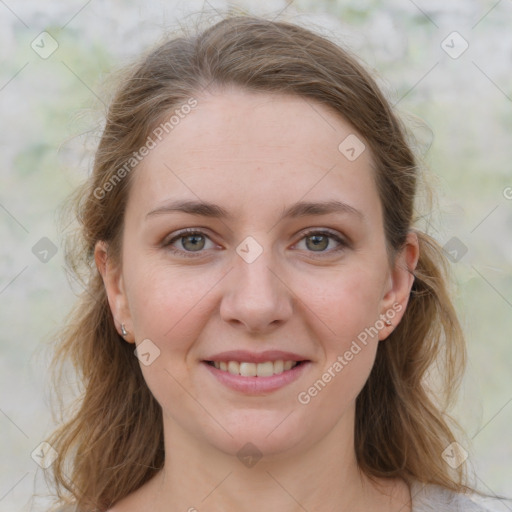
xmin=97 ymin=88 xmax=417 ymax=459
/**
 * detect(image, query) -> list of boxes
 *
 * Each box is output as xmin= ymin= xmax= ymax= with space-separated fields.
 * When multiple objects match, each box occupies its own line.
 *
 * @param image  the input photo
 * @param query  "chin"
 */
xmin=199 ymin=409 xmax=313 ymax=461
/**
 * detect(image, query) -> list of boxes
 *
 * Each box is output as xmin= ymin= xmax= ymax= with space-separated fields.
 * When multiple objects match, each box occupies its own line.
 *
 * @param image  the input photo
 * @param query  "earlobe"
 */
xmin=94 ymin=240 xmax=134 ymax=343
xmin=378 ymin=232 xmax=420 ymax=340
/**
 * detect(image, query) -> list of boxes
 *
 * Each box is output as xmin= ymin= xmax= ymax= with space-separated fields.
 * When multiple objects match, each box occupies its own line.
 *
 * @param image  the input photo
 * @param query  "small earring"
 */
xmin=384 ymin=320 xmax=392 ymax=327
xmin=121 ymin=323 xmax=128 ymax=338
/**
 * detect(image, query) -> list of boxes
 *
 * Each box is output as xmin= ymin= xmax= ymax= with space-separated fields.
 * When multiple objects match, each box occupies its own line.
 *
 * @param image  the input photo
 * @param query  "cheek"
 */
xmin=297 ymin=274 xmax=381 ymax=417
xmin=302 ymin=262 xmax=386 ymax=339
xmin=295 ymin=344 xmax=376 ymax=444
xmin=125 ymin=256 xmax=213 ymax=340
xmin=300 ymin=261 xmax=385 ymax=387
xmin=125 ymin=261 xmax=215 ymax=425
xmin=318 ymin=300 xmax=380 ymax=399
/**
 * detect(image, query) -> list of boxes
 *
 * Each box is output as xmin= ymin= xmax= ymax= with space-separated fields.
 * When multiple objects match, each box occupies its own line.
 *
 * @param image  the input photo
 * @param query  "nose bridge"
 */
xmin=238 ymin=246 xmax=277 ymax=294
xmin=234 ymin=235 xmax=283 ymax=301
xmin=220 ymin=235 xmax=292 ymax=331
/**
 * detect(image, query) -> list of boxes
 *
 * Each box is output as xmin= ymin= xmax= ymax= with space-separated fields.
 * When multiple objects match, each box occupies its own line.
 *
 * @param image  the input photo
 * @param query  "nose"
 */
xmin=219 ymin=243 xmax=293 ymax=334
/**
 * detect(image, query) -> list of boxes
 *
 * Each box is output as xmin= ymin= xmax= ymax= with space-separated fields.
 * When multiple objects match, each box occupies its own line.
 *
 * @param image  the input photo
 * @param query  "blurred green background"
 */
xmin=1 ymin=1 xmax=511 ymax=510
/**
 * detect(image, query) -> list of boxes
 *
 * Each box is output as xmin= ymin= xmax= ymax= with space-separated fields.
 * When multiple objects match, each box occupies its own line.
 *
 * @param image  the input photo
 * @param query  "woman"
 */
xmin=47 ymin=12 xmax=497 ymax=512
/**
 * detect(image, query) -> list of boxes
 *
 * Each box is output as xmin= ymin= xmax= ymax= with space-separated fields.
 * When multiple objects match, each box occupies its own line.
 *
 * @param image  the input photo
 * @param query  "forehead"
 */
xmin=128 ymin=88 xmax=380 ymax=223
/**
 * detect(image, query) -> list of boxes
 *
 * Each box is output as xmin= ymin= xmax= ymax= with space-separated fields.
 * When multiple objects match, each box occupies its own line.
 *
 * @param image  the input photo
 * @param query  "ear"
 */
xmin=378 ymin=231 xmax=419 ymax=340
xmin=94 ymin=240 xmax=135 ymax=344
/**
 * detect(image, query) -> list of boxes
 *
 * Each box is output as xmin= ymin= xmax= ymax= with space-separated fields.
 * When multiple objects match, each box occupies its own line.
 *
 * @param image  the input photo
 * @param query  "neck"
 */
xmin=141 ymin=408 xmax=409 ymax=512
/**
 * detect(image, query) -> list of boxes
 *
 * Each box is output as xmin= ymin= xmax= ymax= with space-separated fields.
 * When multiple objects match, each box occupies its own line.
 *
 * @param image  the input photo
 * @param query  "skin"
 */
xmin=95 ymin=87 xmax=419 ymax=512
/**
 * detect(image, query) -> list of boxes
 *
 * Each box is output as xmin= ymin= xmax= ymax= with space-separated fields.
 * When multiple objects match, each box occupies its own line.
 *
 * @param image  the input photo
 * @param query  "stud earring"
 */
xmin=384 ymin=320 xmax=392 ymax=327
xmin=121 ymin=323 xmax=128 ymax=338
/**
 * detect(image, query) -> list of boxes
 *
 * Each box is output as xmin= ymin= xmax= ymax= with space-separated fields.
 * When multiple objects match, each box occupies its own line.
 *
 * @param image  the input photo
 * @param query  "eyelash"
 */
xmin=162 ymin=228 xmax=349 ymax=259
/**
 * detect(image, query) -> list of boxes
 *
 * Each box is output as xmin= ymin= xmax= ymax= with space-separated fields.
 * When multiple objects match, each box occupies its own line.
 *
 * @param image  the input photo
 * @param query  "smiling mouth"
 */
xmin=204 ymin=360 xmax=307 ymax=377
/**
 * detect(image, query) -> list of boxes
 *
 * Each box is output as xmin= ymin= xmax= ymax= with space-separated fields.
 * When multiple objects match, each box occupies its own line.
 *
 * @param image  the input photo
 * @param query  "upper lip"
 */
xmin=204 ymin=350 xmax=309 ymax=364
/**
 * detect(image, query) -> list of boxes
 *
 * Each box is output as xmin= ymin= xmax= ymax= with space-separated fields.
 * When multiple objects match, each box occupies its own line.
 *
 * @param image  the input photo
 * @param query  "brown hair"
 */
xmin=47 ymin=12 xmax=480 ymax=511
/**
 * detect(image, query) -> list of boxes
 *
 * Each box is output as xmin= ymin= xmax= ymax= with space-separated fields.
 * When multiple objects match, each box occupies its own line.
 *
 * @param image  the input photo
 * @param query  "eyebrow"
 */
xmin=145 ymin=199 xmax=363 ymax=222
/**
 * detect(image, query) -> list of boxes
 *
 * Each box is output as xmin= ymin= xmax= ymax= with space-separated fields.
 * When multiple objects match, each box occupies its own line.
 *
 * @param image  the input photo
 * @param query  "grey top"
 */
xmin=410 ymin=480 xmax=495 ymax=511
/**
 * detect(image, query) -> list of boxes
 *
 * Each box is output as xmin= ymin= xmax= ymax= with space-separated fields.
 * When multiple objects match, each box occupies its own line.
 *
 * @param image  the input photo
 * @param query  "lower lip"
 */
xmin=202 ymin=361 xmax=311 ymax=394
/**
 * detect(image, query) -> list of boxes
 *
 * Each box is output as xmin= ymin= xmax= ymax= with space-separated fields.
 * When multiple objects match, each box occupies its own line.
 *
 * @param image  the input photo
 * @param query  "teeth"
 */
xmin=240 ymin=362 xmax=257 ymax=377
xmin=273 ymin=360 xmax=284 ymax=374
xmin=228 ymin=361 xmax=239 ymax=375
xmin=211 ymin=359 xmax=299 ymax=377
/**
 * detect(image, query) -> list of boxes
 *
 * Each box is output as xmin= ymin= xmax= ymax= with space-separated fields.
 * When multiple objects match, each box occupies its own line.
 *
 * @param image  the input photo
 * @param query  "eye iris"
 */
xmin=306 ymin=234 xmax=328 ymax=251
xmin=182 ymin=234 xmax=205 ymax=251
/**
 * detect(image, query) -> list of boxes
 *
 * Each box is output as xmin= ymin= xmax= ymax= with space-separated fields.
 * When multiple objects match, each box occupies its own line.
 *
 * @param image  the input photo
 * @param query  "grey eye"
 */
xmin=305 ymin=234 xmax=330 ymax=251
xmin=180 ymin=234 xmax=206 ymax=251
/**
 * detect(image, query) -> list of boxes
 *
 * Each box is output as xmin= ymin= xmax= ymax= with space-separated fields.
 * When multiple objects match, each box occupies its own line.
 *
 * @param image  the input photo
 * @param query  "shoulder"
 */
xmin=410 ymin=480 xmax=497 ymax=512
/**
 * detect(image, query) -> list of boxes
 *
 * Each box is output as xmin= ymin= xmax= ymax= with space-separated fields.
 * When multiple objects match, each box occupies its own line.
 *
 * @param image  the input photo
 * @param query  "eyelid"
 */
xmin=162 ymin=227 xmax=214 ymax=245
xmin=299 ymin=227 xmax=347 ymax=242
xmin=163 ymin=227 xmax=350 ymax=258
